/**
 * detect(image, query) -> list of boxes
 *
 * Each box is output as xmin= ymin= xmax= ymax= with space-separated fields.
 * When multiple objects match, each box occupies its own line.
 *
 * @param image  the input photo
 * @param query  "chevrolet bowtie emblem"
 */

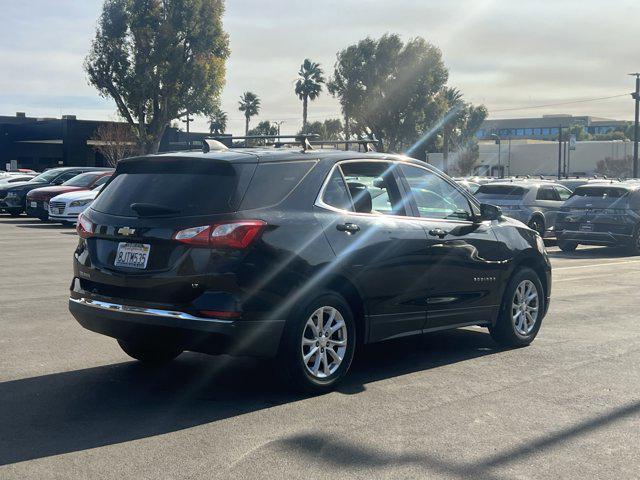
xmin=117 ymin=227 xmax=136 ymax=236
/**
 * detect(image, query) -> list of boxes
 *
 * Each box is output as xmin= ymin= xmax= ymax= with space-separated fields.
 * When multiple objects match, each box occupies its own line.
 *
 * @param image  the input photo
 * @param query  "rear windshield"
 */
xmin=63 ymin=172 xmax=105 ymax=187
xmin=571 ymin=187 xmax=629 ymax=198
xmin=475 ymin=185 xmax=528 ymax=197
xmin=92 ymin=160 xmax=254 ymax=217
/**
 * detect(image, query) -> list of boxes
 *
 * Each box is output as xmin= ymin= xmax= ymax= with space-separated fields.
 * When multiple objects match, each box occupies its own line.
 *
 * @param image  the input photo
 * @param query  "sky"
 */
xmin=1 ymin=0 xmax=639 ymax=135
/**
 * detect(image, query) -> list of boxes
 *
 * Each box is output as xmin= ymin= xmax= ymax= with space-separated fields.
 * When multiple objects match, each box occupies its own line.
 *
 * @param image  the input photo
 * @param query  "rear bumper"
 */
xmin=69 ymin=295 xmax=285 ymax=358
xmin=557 ymin=230 xmax=633 ymax=246
xmin=25 ymin=201 xmax=48 ymax=218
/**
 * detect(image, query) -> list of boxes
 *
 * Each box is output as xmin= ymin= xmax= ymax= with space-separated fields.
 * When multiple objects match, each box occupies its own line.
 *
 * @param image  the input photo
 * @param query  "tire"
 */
xmin=279 ymin=292 xmax=356 ymax=393
xmin=490 ymin=267 xmax=545 ymax=348
xmin=558 ymin=239 xmax=578 ymax=252
xmin=527 ymin=216 xmax=545 ymax=237
xmin=117 ymin=338 xmax=183 ymax=365
xmin=628 ymin=225 xmax=640 ymax=255
xmin=7 ymin=208 xmax=22 ymax=217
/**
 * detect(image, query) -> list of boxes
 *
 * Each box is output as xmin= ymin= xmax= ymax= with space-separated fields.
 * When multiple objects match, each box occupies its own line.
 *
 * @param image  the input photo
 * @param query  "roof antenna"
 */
xmin=202 ymin=138 xmax=228 ymax=153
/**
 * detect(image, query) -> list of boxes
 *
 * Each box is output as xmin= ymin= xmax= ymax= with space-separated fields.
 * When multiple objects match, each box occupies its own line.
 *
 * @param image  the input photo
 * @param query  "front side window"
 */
xmin=554 ymin=186 xmax=572 ymax=201
xmin=399 ymin=164 xmax=472 ymax=220
xmin=339 ymin=162 xmax=405 ymax=215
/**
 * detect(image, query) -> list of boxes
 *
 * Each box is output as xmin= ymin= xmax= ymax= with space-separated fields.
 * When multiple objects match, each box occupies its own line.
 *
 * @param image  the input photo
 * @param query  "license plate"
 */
xmin=580 ymin=223 xmax=593 ymax=232
xmin=114 ymin=242 xmax=151 ymax=269
xmin=30 ymin=201 xmax=37 ymax=208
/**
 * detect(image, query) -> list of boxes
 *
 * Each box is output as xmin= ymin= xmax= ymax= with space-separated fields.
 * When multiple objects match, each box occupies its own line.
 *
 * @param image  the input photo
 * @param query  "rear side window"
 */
xmin=240 ymin=161 xmax=315 ymax=210
xmin=321 ymin=168 xmax=353 ymax=211
xmin=536 ymin=186 xmax=559 ymax=201
xmin=63 ymin=172 xmax=104 ymax=187
xmin=475 ymin=185 xmax=527 ymax=197
xmin=92 ymin=160 xmax=254 ymax=217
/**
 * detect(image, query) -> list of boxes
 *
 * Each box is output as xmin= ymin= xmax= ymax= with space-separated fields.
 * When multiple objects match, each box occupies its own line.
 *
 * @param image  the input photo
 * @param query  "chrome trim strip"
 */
xmin=69 ymin=297 xmax=234 ymax=324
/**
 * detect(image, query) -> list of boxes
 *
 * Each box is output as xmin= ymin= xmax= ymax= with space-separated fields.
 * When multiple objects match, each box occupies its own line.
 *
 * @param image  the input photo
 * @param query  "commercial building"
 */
xmin=0 ymin=112 xmax=211 ymax=171
xmin=476 ymin=114 xmax=628 ymax=141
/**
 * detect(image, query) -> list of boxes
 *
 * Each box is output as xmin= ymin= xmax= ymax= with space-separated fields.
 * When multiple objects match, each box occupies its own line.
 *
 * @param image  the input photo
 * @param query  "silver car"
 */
xmin=474 ymin=180 xmax=572 ymax=237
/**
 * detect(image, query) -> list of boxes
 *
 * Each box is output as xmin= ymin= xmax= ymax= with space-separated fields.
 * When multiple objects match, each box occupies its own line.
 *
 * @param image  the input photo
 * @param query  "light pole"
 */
xmin=630 ymin=73 xmax=640 ymax=178
xmin=273 ymin=120 xmax=285 ymax=138
xmin=491 ymin=133 xmax=502 ymax=178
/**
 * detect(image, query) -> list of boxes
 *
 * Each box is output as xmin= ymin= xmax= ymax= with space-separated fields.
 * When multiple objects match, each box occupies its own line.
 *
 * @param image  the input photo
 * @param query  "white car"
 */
xmin=48 ymin=185 xmax=104 ymax=224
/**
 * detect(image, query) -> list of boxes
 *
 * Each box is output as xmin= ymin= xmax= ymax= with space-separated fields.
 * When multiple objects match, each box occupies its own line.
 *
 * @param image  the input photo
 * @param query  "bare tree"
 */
xmin=90 ymin=122 xmax=137 ymax=167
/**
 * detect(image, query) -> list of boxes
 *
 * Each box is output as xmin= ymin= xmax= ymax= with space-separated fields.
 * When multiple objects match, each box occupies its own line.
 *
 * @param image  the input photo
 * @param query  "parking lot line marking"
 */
xmin=555 ymin=260 xmax=640 ymax=271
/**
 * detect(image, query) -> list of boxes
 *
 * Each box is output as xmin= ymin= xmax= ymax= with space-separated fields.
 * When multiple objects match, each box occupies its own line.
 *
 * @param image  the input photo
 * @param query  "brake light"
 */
xmin=76 ymin=211 xmax=94 ymax=238
xmin=174 ymin=220 xmax=267 ymax=249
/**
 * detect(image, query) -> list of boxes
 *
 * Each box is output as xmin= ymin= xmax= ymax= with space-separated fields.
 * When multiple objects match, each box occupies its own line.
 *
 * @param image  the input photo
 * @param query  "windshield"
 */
xmin=29 ymin=169 xmax=63 ymax=183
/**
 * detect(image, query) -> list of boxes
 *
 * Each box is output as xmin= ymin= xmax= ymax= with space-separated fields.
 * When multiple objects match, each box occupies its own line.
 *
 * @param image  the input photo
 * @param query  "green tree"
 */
xmin=247 ymin=120 xmax=277 ymax=138
xmin=209 ymin=107 xmax=228 ymax=135
xmin=328 ymin=34 xmax=448 ymax=152
xmin=295 ymin=59 xmax=325 ymax=129
xmin=85 ymin=0 xmax=229 ymax=154
xmin=299 ymin=118 xmax=344 ymax=141
xmin=238 ymin=91 xmax=261 ymax=135
xmin=441 ymin=87 xmax=465 ymax=173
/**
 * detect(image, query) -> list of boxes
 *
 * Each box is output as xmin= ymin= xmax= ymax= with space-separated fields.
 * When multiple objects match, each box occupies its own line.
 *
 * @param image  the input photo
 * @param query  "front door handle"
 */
xmin=337 ymin=222 xmax=360 ymax=234
xmin=428 ymin=228 xmax=449 ymax=239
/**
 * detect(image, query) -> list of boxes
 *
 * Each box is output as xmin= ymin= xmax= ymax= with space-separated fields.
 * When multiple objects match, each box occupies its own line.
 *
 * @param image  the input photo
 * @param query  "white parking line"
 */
xmin=555 ymin=259 xmax=640 ymax=271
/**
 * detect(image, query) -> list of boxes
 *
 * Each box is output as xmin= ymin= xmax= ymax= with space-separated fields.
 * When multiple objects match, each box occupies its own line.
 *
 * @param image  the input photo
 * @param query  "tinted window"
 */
xmin=93 ymin=175 xmax=111 ymax=187
xmin=55 ymin=171 xmax=80 ymax=183
xmin=29 ymin=169 xmax=65 ymax=183
xmin=536 ymin=186 xmax=558 ymax=201
xmin=92 ymin=160 xmax=253 ymax=217
xmin=475 ymin=185 xmax=527 ymax=197
xmin=240 ymin=161 xmax=315 ymax=210
xmin=340 ymin=162 xmax=405 ymax=215
xmin=322 ymin=167 xmax=353 ymax=211
xmin=399 ymin=164 xmax=472 ymax=220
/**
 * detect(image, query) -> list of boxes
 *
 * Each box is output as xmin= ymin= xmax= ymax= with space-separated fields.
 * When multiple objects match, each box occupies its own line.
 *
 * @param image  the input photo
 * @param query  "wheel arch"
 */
xmin=322 ymin=275 xmax=367 ymax=346
xmin=509 ymin=252 xmax=550 ymax=305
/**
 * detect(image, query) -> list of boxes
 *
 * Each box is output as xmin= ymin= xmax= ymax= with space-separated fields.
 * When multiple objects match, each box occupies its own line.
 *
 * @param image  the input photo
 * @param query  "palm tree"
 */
xmin=209 ymin=107 xmax=228 ymax=135
xmin=295 ymin=59 xmax=325 ymax=129
xmin=442 ymin=87 xmax=465 ymax=174
xmin=238 ymin=92 xmax=261 ymax=135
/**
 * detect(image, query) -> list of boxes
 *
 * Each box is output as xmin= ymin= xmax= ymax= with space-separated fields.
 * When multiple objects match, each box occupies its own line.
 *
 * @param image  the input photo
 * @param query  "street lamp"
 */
xmin=490 ymin=133 xmax=502 ymax=178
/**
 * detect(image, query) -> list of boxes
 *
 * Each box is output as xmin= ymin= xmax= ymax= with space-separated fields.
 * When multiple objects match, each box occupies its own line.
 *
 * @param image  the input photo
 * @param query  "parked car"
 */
xmin=0 ymin=174 xmax=36 ymax=186
xmin=555 ymin=182 xmax=640 ymax=253
xmin=454 ymin=179 xmax=481 ymax=194
xmin=0 ymin=167 xmax=111 ymax=217
xmin=48 ymin=185 xmax=104 ymax=225
xmin=26 ymin=170 xmax=113 ymax=221
xmin=69 ymin=148 xmax=551 ymax=392
xmin=474 ymin=180 xmax=572 ymax=237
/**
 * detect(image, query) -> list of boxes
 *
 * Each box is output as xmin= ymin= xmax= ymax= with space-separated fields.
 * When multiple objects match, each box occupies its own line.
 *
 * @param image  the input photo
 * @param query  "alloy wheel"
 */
xmin=511 ymin=280 xmax=539 ymax=336
xmin=301 ymin=306 xmax=348 ymax=379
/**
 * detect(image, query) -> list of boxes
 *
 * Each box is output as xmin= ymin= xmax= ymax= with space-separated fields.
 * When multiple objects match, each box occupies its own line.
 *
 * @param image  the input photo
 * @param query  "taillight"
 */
xmin=173 ymin=220 xmax=267 ymax=249
xmin=76 ymin=211 xmax=94 ymax=238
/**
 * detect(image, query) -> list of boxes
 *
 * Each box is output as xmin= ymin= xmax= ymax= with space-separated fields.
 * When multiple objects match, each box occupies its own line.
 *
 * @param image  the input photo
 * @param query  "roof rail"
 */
xmin=208 ymin=134 xmax=383 ymax=152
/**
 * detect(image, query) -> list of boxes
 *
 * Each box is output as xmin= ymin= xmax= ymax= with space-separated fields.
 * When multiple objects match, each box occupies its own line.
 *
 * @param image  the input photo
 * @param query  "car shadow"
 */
xmin=546 ymin=245 xmax=633 ymax=259
xmin=16 ymin=223 xmax=70 ymax=230
xmin=0 ymin=218 xmax=43 ymax=225
xmin=0 ymin=328 xmax=499 ymax=466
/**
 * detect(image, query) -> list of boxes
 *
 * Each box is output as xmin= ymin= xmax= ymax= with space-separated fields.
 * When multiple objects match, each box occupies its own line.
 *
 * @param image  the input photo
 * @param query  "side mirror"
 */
xmin=478 ymin=203 xmax=502 ymax=221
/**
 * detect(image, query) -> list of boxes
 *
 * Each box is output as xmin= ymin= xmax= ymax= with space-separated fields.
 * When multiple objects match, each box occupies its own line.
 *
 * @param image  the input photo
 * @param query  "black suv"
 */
xmin=69 ymin=148 xmax=551 ymax=391
xmin=555 ymin=182 xmax=640 ymax=253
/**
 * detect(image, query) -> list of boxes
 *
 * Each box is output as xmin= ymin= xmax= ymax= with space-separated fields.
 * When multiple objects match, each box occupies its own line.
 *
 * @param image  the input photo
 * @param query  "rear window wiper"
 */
xmin=130 ymin=203 xmax=181 ymax=217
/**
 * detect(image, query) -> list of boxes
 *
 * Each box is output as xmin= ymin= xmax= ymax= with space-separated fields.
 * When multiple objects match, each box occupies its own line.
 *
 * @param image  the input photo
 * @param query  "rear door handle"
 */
xmin=428 ymin=228 xmax=449 ymax=239
xmin=337 ymin=223 xmax=360 ymax=234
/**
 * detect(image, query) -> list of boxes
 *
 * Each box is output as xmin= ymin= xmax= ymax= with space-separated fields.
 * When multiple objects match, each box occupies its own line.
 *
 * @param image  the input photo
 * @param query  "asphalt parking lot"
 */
xmin=1 ymin=215 xmax=639 ymax=480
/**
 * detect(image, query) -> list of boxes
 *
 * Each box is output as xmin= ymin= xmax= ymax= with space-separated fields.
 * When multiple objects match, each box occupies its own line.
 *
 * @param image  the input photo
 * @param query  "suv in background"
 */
xmin=69 ymin=148 xmax=551 ymax=392
xmin=0 ymin=167 xmax=111 ymax=217
xmin=555 ymin=182 xmax=640 ymax=253
xmin=474 ymin=180 xmax=572 ymax=237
